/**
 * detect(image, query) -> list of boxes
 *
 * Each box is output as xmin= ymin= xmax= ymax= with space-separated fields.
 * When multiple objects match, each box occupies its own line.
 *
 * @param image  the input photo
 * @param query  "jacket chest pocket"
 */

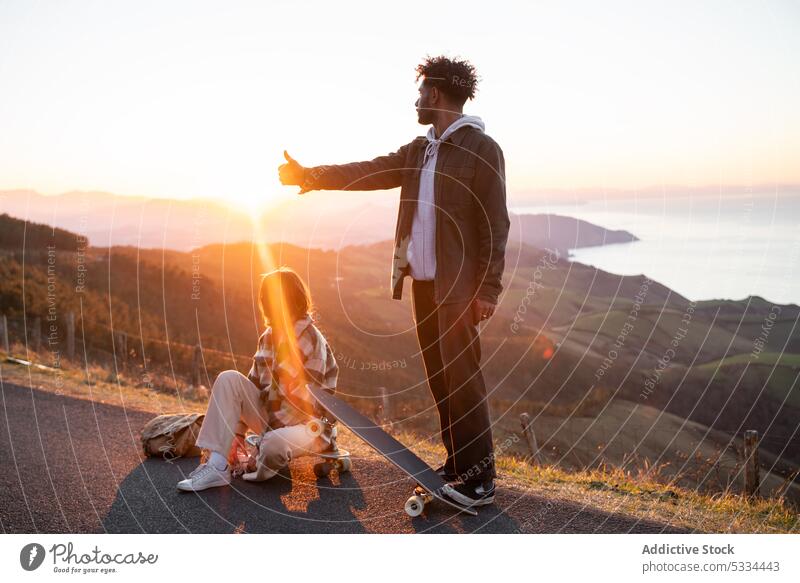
xmin=440 ymin=165 xmax=475 ymax=209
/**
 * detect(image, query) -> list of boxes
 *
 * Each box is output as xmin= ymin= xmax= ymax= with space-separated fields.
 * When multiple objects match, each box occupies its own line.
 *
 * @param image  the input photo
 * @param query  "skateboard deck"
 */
xmin=308 ymin=386 xmax=477 ymax=516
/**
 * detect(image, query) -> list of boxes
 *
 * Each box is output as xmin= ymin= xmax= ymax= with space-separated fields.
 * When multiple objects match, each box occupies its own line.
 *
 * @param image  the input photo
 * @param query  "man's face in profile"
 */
xmin=415 ymin=80 xmax=435 ymax=125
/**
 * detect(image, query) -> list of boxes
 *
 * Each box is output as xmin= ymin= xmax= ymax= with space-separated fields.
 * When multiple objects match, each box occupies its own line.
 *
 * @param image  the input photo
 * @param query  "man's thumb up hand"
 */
xmin=278 ymin=150 xmax=310 ymax=194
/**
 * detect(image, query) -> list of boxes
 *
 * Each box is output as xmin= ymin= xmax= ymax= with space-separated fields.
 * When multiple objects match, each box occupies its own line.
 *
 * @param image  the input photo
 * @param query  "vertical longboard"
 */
xmin=308 ymin=386 xmax=477 ymax=517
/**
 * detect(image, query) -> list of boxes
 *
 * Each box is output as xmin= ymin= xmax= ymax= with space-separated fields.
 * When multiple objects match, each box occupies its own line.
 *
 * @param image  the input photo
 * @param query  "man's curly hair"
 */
xmin=415 ymin=55 xmax=479 ymax=105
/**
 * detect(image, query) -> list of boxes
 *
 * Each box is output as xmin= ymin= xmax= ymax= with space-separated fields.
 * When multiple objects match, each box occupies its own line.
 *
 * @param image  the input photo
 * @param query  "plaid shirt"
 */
xmin=247 ymin=315 xmax=338 ymax=431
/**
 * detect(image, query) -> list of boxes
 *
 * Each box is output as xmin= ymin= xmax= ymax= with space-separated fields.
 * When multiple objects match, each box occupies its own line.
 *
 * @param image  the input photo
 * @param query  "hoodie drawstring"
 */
xmin=423 ymin=115 xmax=486 ymax=164
xmin=424 ymin=139 xmax=440 ymax=164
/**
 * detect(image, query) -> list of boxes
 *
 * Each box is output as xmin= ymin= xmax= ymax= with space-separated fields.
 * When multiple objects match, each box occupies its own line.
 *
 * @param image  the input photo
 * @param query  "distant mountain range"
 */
xmin=0 ymin=189 xmax=636 ymax=253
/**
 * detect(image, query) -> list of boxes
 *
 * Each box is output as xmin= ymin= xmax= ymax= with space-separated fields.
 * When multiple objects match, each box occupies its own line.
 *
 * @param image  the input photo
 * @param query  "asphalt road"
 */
xmin=0 ymin=381 xmax=687 ymax=533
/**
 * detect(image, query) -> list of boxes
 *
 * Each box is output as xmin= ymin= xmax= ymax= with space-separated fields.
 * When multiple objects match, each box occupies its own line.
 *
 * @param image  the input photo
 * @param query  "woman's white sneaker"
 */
xmin=176 ymin=463 xmax=231 ymax=492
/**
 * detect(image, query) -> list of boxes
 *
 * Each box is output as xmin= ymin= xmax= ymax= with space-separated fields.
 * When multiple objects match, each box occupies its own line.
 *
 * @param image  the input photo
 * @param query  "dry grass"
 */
xmin=0 ymin=344 xmax=204 ymax=416
xmin=497 ymin=456 xmax=798 ymax=533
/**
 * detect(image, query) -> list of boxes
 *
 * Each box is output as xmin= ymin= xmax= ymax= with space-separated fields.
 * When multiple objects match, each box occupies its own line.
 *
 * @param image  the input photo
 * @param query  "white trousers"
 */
xmin=194 ymin=370 xmax=324 ymax=479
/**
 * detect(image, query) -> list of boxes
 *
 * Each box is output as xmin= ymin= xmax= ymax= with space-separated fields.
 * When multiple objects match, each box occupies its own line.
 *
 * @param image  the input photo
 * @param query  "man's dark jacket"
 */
xmin=302 ymin=125 xmax=510 ymax=306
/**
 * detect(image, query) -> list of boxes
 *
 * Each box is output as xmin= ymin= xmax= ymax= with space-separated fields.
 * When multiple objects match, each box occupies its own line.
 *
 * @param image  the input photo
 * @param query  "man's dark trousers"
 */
xmin=411 ymin=279 xmax=495 ymax=482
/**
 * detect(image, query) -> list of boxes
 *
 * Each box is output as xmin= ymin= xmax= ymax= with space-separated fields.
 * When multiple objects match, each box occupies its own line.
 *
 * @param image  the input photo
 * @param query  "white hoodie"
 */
xmin=408 ymin=114 xmax=486 ymax=281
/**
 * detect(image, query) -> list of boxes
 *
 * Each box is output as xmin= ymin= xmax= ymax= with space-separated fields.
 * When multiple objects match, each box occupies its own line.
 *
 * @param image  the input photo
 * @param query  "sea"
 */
xmin=514 ymin=192 xmax=800 ymax=306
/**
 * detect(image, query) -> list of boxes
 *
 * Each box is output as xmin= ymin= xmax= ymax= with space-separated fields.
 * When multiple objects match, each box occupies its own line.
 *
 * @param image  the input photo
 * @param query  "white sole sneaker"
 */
xmin=442 ymin=482 xmax=496 ymax=507
xmin=176 ymin=463 xmax=231 ymax=492
xmin=241 ymin=466 xmax=279 ymax=482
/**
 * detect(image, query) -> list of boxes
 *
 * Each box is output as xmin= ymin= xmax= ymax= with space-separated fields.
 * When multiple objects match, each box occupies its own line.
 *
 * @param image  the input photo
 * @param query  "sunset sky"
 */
xmin=1 ymin=0 xmax=798 ymax=210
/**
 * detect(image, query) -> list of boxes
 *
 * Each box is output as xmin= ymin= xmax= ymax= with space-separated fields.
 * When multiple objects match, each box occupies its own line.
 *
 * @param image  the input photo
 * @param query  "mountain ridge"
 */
xmin=1 ymin=189 xmax=637 ymax=253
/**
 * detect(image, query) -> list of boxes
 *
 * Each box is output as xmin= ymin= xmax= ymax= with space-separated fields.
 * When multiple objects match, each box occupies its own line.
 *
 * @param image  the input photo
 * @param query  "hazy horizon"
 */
xmin=3 ymin=186 xmax=799 ymax=306
xmin=3 ymin=183 xmax=800 ymax=210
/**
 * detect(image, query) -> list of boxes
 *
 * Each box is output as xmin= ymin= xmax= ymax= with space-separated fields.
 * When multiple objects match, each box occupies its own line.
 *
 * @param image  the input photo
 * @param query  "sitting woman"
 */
xmin=177 ymin=266 xmax=339 ymax=492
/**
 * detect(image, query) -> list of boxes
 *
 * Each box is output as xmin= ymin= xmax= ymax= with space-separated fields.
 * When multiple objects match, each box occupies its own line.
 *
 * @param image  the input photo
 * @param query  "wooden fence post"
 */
xmin=520 ymin=413 xmax=543 ymax=465
xmin=744 ymin=430 xmax=760 ymax=498
xmin=32 ymin=317 xmax=42 ymax=353
xmin=192 ymin=344 xmax=202 ymax=386
xmin=1 ymin=314 xmax=9 ymax=353
xmin=379 ymin=386 xmax=390 ymax=422
xmin=115 ymin=332 xmax=128 ymax=371
xmin=66 ymin=312 xmax=75 ymax=360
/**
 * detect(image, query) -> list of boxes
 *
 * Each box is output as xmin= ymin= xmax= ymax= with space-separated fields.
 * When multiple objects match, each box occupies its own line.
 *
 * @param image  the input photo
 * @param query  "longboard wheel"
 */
xmin=337 ymin=457 xmax=352 ymax=473
xmin=306 ymin=420 xmax=324 ymax=437
xmin=404 ymin=495 xmax=425 ymax=517
xmin=313 ymin=461 xmax=332 ymax=478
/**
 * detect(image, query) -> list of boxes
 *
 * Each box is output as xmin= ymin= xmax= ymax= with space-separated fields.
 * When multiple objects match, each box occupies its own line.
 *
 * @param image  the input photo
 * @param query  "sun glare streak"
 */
xmin=250 ymin=216 xmax=312 ymax=418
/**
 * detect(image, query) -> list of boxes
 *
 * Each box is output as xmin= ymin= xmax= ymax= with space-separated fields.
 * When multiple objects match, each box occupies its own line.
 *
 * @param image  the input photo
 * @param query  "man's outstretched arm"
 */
xmin=279 ymin=140 xmax=417 ymax=194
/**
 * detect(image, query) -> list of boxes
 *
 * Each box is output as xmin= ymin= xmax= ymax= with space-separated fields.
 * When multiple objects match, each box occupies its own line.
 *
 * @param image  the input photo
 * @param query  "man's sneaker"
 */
xmin=176 ymin=463 xmax=231 ymax=492
xmin=443 ymin=479 xmax=496 ymax=507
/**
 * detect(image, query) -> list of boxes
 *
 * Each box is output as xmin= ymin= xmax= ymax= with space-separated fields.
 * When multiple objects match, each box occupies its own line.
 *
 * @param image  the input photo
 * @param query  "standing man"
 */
xmin=278 ymin=55 xmax=509 ymax=507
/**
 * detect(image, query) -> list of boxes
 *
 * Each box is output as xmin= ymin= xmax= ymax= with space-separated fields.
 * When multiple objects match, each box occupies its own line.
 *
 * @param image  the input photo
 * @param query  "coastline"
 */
xmin=512 ymin=193 xmax=800 ymax=306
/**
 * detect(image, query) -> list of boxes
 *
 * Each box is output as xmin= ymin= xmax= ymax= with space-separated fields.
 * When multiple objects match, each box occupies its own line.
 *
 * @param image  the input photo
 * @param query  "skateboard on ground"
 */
xmin=308 ymin=386 xmax=477 ymax=517
xmin=242 ymin=432 xmax=351 ymax=479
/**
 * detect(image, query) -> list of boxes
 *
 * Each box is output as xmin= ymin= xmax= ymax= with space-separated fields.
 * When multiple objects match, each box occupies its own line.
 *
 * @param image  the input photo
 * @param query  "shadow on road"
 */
xmin=102 ymin=456 xmax=372 ymax=533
